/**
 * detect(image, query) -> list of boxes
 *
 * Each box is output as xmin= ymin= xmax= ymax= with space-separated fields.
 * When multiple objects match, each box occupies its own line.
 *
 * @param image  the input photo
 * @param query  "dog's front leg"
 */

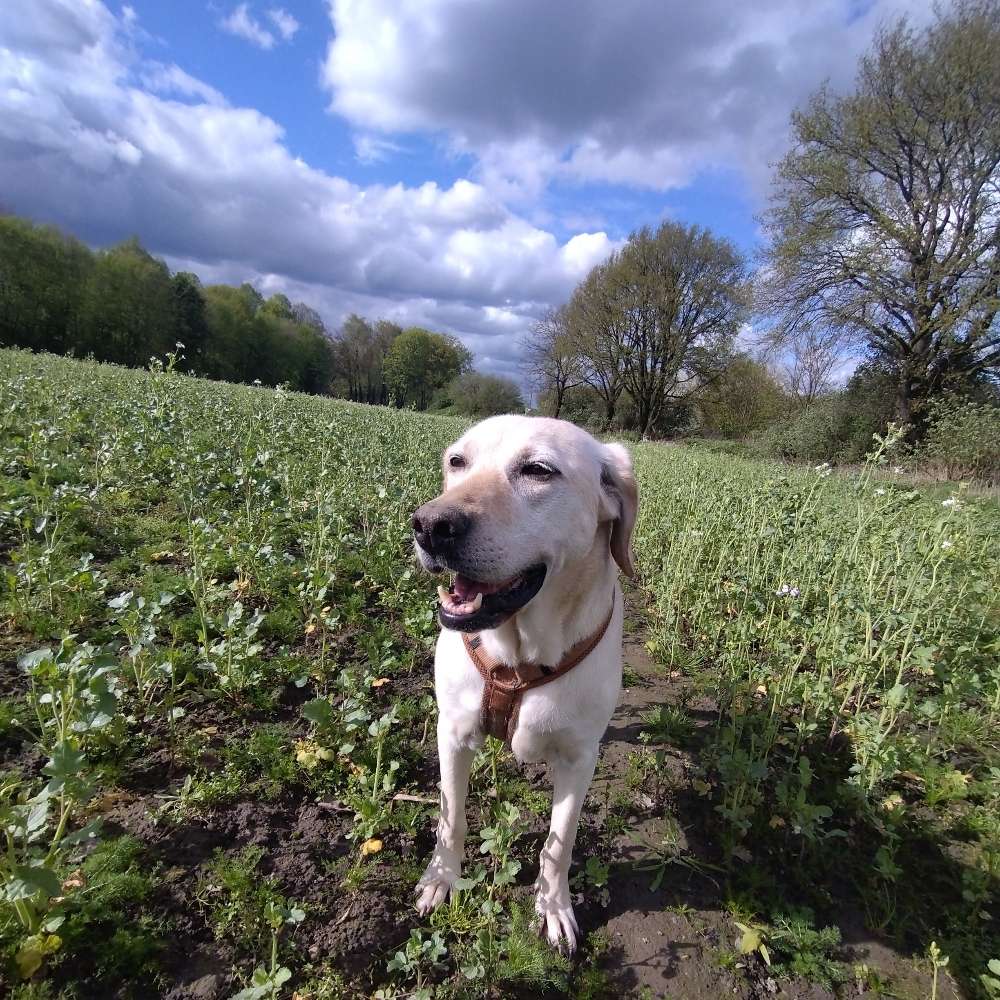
xmin=535 ymin=747 xmax=598 ymax=953
xmin=415 ymin=721 xmax=475 ymax=914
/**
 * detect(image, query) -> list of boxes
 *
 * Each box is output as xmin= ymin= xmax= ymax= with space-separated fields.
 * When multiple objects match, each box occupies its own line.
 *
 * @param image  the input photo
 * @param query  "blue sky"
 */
xmin=1 ymin=0 xmax=927 ymax=378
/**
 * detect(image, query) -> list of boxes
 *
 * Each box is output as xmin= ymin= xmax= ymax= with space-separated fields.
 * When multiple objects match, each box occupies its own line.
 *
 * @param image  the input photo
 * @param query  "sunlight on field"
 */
xmin=1 ymin=350 xmax=997 ymax=998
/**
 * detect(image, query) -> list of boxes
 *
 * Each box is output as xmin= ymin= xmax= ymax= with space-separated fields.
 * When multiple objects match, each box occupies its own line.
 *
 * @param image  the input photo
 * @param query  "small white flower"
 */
xmin=776 ymin=584 xmax=790 ymax=596
xmin=941 ymin=539 xmax=953 ymax=550
xmin=892 ymin=466 xmax=904 ymax=474
xmin=941 ymin=498 xmax=960 ymax=509
xmin=175 ymin=341 xmax=185 ymax=349
xmin=874 ymin=488 xmax=886 ymax=497
xmin=253 ymin=379 xmax=263 ymax=386
xmin=790 ymin=587 xmax=800 ymax=598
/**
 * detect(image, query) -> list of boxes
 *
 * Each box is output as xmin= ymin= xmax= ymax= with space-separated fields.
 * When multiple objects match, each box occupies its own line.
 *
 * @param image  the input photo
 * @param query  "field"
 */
xmin=1 ymin=348 xmax=998 ymax=1000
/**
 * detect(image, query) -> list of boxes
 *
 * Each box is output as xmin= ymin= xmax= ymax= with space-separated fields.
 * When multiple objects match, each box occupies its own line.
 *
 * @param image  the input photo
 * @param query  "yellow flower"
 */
xmin=360 ymin=838 xmax=383 ymax=856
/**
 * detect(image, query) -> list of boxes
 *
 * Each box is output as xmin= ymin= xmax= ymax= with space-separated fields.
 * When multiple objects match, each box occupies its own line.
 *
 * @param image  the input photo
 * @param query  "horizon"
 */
xmin=1 ymin=0 xmax=931 ymax=381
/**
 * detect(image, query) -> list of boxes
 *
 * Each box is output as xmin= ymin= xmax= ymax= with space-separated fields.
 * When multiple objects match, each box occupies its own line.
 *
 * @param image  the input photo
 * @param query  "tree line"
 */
xmin=0 ymin=215 xmax=524 ymax=415
xmin=523 ymin=0 xmax=1000 ymax=447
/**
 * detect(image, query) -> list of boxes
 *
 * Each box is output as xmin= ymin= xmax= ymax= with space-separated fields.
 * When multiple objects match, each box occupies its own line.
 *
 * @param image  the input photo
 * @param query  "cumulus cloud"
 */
xmin=323 ymin=0 xmax=933 ymax=199
xmin=0 ymin=0 xmax=616 ymax=373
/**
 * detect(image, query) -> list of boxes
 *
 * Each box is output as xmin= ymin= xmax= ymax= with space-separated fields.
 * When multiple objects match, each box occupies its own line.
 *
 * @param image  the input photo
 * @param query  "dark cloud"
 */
xmin=325 ymin=0 xmax=932 ymax=195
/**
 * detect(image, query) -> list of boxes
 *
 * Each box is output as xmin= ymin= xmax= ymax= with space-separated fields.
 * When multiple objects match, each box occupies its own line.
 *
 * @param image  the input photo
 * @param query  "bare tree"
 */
xmin=521 ymin=306 xmax=584 ymax=417
xmin=568 ymin=222 xmax=749 ymax=436
xmin=763 ymin=0 xmax=1000 ymax=431
xmin=566 ymin=263 xmax=628 ymax=430
xmin=783 ymin=326 xmax=852 ymax=405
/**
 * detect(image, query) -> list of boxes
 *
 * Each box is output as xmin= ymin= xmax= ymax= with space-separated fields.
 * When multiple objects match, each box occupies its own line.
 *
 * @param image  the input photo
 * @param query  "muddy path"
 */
xmin=578 ymin=602 xmax=962 ymax=1000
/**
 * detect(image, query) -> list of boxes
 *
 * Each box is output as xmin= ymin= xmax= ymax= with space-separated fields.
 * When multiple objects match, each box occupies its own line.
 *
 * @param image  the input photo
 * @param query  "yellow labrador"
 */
xmin=410 ymin=415 xmax=638 ymax=951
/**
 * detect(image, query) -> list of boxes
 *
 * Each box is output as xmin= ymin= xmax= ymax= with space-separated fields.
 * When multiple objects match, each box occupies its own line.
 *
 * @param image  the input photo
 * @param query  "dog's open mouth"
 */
xmin=436 ymin=564 xmax=546 ymax=631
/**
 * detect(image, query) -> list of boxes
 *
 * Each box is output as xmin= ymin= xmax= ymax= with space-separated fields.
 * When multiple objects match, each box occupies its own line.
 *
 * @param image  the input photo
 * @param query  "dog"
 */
xmin=410 ymin=414 xmax=638 ymax=952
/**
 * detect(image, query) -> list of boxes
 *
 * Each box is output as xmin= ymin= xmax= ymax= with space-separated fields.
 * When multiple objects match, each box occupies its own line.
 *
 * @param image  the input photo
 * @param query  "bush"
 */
xmin=753 ymin=363 xmax=897 ymax=464
xmin=914 ymin=396 xmax=1000 ymax=483
xmin=753 ymin=397 xmax=845 ymax=462
xmin=431 ymin=371 xmax=524 ymax=417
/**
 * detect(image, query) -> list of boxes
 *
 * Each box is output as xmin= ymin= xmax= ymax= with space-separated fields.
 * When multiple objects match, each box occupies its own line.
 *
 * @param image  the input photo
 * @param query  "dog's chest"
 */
xmin=433 ymin=627 xmax=622 ymax=755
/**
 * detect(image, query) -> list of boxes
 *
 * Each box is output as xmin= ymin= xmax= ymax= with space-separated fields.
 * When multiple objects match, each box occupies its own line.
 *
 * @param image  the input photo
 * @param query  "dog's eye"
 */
xmin=521 ymin=462 xmax=557 ymax=479
xmin=448 ymin=454 xmax=466 ymax=469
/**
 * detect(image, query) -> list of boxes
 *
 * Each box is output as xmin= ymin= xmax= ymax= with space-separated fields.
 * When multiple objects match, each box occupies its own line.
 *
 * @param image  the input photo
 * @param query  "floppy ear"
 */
xmin=599 ymin=443 xmax=638 ymax=579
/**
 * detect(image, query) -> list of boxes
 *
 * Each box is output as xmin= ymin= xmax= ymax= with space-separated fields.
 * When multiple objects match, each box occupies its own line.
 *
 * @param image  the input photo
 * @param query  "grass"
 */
xmin=0 ymin=347 xmax=997 ymax=998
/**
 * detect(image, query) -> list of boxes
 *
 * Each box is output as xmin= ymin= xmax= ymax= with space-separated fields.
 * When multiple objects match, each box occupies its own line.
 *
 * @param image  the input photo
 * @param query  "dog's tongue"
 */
xmin=453 ymin=574 xmax=503 ymax=601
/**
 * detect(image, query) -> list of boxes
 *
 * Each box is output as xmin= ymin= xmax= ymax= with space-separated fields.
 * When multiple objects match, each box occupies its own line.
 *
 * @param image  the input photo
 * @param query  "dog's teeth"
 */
xmin=470 ymin=592 xmax=483 ymax=611
xmin=437 ymin=585 xmax=450 ymax=604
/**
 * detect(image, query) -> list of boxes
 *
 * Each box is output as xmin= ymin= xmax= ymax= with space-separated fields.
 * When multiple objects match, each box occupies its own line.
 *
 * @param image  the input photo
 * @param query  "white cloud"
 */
xmin=353 ymin=132 xmax=403 ymax=164
xmin=0 ymin=0 xmax=618 ymax=375
xmin=139 ymin=62 xmax=227 ymax=106
xmin=322 ymin=0 xmax=934 ymax=199
xmin=220 ymin=3 xmax=275 ymax=50
xmin=266 ymin=7 xmax=299 ymax=41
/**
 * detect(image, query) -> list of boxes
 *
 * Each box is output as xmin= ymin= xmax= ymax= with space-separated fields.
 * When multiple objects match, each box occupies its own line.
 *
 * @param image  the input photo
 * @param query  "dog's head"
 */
xmin=412 ymin=415 xmax=638 ymax=632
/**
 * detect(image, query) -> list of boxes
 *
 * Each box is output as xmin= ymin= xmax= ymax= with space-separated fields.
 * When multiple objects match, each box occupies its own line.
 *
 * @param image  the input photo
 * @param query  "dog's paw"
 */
xmin=534 ymin=882 xmax=579 ymax=954
xmin=414 ymin=852 xmax=460 ymax=915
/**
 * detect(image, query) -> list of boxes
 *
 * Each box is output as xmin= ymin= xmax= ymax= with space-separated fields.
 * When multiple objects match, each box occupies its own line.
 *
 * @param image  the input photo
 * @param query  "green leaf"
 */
xmin=302 ymin=697 xmax=334 ymax=728
xmin=885 ymin=682 xmax=908 ymax=708
xmin=18 ymin=647 xmax=53 ymax=671
xmin=60 ymin=817 xmax=102 ymax=848
xmin=6 ymin=863 xmax=62 ymax=901
xmin=43 ymin=742 xmax=86 ymax=791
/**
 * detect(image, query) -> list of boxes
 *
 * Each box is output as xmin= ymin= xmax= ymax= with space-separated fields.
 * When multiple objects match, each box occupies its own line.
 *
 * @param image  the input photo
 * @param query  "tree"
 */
xmin=567 ymin=222 xmax=749 ymax=435
xmin=78 ymin=238 xmax=175 ymax=366
xmin=433 ymin=371 xmax=525 ymax=416
xmin=332 ymin=314 xmax=373 ymax=401
xmin=566 ymin=264 xmax=628 ymax=430
xmin=782 ymin=327 xmax=851 ymax=406
xmin=763 ymin=0 xmax=1000 ymax=431
xmin=260 ymin=293 xmax=294 ymax=321
xmin=0 ymin=215 xmax=92 ymax=354
xmin=697 ymin=355 xmax=788 ymax=437
xmin=383 ymin=327 xmax=473 ymax=409
xmin=170 ymin=272 xmax=209 ymax=367
xmin=521 ymin=306 xmax=584 ymax=417
xmin=291 ymin=301 xmax=325 ymax=334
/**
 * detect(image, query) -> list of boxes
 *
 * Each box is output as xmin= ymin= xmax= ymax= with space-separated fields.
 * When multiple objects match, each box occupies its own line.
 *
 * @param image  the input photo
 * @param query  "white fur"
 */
xmin=413 ymin=415 xmax=637 ymax=952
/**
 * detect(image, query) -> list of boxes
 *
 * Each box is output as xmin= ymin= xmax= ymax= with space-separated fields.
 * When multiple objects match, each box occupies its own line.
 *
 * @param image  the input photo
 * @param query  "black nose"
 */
xmin=411 ymin=505 xmax=472 ymax=554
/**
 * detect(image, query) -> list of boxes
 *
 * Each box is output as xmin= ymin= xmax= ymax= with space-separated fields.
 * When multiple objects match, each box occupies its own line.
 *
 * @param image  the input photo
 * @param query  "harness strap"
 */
xmin=462 ymin=596 xmax=616 ymax=744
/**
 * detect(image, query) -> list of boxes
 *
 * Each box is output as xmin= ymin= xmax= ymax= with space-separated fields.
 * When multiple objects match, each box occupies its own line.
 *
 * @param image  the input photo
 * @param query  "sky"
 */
xmin=0 ymin=0 xmax=932 ymax=381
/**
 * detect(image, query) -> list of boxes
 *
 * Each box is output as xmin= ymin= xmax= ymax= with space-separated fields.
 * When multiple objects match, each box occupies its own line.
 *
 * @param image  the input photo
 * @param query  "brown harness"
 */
xmin=462 ymin=598 xmax=616 ymax=744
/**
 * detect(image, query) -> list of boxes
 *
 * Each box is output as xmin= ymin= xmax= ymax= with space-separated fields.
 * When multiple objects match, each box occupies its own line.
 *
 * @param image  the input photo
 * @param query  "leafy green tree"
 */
xmin=383 ymin=327 xmax=472 ymax=409
xmin=78 ymin=239 xmax=174 ymax=366
xmin=260 ymin=293 xmax=294 ymax=321
xmin=170 ymin=272 xmax=209 ymax=367
xmin=432 ymin=371 xmax=525 ymax=416
xmin=697 ymin=355 xmax=788 ymax=437
xmin=763 ymin=0 xmax=1000 ymax=431
xmin=202 ymin=284 xmax=258 ymax=382
xmin=0 ymin=215 xmax=92 ymax=354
